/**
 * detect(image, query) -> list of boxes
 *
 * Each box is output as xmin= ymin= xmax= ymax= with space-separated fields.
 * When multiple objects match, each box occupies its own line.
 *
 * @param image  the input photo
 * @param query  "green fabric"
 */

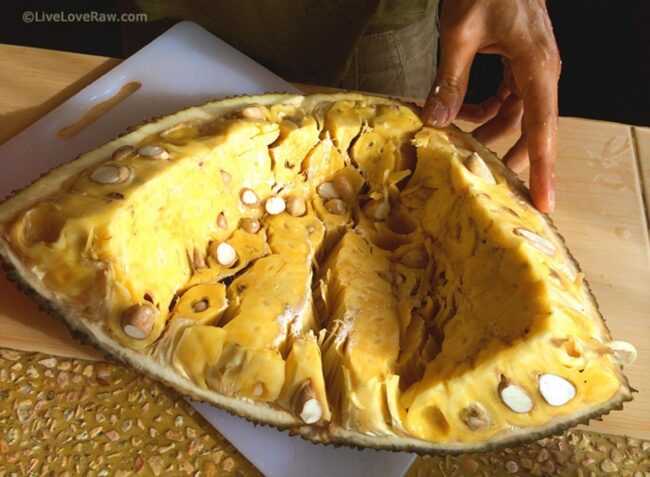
xmin=134 ymin=0 xmax=437 ymax=84
xmin=366 ymin=0 xmax=437 ymax=34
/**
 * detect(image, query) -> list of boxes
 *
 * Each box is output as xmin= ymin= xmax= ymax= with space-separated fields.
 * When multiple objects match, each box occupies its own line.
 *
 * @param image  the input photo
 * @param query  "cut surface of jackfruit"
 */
xmin=0 ymin=93 xmax=634 ymax=454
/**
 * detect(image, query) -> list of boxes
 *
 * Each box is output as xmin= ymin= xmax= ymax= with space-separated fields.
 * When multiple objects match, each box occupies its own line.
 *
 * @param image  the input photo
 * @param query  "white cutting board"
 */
xmin=0 ymin=21 xmax=415 ymax=477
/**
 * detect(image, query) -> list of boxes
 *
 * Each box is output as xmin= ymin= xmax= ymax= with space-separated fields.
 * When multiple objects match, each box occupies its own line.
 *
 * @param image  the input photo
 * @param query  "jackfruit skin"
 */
xmin=0 ymin=93 xmax=633 ymax=454
xmin=0 ymin=256 xmax=630 ymax=456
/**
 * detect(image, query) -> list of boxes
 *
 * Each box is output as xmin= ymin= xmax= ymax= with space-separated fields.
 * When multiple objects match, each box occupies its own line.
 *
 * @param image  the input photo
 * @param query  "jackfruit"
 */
xmin=0 ymin=93 xmax=634 ymax=453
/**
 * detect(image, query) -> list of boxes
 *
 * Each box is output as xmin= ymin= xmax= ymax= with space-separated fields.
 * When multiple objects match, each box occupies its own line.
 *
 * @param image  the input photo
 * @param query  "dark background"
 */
xmin=1 ymin=0 xmax=648 ymax=126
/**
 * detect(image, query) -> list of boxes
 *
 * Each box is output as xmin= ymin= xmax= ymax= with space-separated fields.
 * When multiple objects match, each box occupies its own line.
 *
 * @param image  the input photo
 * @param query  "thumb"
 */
xmin=422 ymin=35 xmax=476 ymax=128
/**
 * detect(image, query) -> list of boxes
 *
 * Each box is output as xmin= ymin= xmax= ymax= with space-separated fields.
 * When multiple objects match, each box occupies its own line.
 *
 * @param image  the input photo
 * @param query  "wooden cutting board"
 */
xmin=0 ymin=39 xmax=648 ymax=441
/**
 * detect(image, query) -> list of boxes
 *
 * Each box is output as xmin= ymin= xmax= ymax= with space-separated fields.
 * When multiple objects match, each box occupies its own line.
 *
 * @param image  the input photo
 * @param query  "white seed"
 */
xmin=240 ymin=188 xmax=259 ymax=206
xmin=286 ymin=197 xmax=307 ymax=217
xmin=137 ymin=145 xmax=169 ymax=160
xmin=121 ymin=304 xmax=156 ymax=340
xmin=220 ymin=170 xmax=232 ymax=183
xmin=317 ymin=182 xmax=338 ymax=200
xmin=265 ymin=196 xmax=286 ymax=215
xmin=459 ymin=403 xmax=491 ymax=430
xmin=240 ymin=218 xmax=261 ymax=234
xmin=374 ymin=202 xmax=389 ymax=220
xmin=363 ymin=200 xmax=388 ymax=220
xmin=332 ymin=175 xmax=355 ymax=202
xmin=294 ymin=381 xmax=322 ymax=424
xmin=123 ymin=324 xmax=147 ymax=340
xmin=217 ymin=212 xmax=228 ymax=229
xmin=216 ymin=242 xmax=238 ymax=267
xmin=499 ymin=380 xmax=534 ymax=413
xmin=240 ymin=106 xmax=266 ymax=120
xmin=538 ymin=374 xmax=576 ymax=406
xmin=299 ymin=398 xmax=322 ymax=424
xmin=464 ymin=152 xmax=496 ymax=184
xmin=514 ymin=227 xmax=557 ymax=255
xmin=253 ymin=382 xmax=264 ymax=397
xmin=607 ymin=341 xmax=637 ymax=366
xmin=192 ymin=299 xmax=209 ymax=313
xmin=324 ymin=198 xmax=347 ymax=215
xmin=111 ymin=145 xmax=134 ymax=161
xmin=90 ymin=165 xmax=130 ymax=184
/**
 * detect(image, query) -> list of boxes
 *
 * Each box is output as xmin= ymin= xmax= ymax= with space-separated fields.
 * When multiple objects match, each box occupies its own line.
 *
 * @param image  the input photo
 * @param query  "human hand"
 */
xmin=421 ymin=0 xmax=561 ymax=212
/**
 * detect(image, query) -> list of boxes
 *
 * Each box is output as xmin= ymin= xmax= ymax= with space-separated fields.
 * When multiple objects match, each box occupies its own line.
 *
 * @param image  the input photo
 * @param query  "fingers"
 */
xmin=472 ymin=93 xmax=523 ymax=144
xmin=424 ymin=0 xmax=560 ymax=212
xmin=512 ymin=52 xmax=560 ymax=213
xmin=503 ymin=133 xmax=529 ymax=174
xmin=457 ymin=82 xmax=510 ymax=123
xmin=501 ymin=57 xmax=518 ymax=96
xmin=421 ymin=18 xmax=479 ymax=127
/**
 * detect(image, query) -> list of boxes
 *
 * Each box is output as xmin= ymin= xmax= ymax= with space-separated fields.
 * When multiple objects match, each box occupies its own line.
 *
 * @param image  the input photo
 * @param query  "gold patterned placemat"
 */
xmin=406 ymin=431 xmax=650 ymax=477
xmin=0 ymin=347 xmax=648 ymax=476
xmin=0 ymin=348 xmax=261 ymax=476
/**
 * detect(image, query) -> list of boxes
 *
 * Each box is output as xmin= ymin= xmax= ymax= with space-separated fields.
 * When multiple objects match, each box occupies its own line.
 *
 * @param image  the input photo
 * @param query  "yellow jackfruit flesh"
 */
xmin=0 ymin=93 xmax=633 ymax=453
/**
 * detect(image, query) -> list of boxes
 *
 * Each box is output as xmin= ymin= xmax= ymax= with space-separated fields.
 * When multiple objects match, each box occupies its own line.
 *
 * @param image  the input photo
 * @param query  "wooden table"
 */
xmin=0 ymin=44 xmax=648 ymax=442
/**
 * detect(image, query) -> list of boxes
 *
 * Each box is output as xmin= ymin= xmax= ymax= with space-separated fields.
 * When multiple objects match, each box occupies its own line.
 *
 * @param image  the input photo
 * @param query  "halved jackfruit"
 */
xmin=0 ymin=93 xmax=634 ymax=454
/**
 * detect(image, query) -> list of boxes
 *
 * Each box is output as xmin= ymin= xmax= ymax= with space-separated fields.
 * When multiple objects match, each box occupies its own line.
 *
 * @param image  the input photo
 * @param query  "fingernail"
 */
xmin=547 ymin=187 xmax=555 ymax=212
xmin=427 ymin=98 xmax=449 ymax=127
